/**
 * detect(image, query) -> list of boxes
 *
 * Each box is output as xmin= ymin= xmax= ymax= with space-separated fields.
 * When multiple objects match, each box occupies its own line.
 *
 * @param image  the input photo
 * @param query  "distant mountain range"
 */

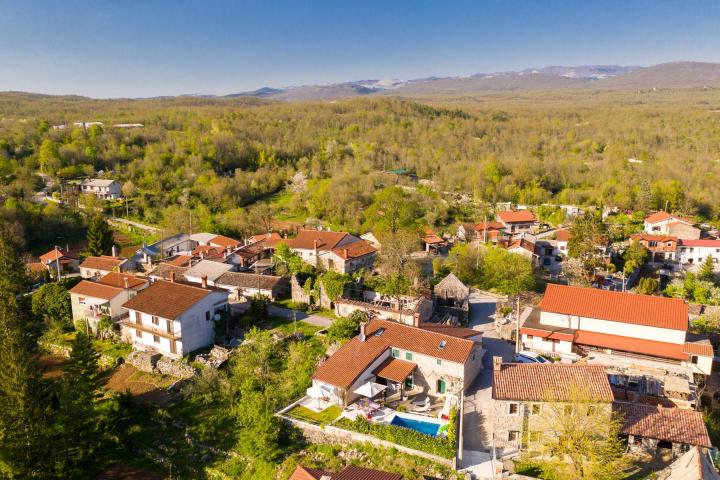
xmin=219 ymin=62 xmax=720 ymax=101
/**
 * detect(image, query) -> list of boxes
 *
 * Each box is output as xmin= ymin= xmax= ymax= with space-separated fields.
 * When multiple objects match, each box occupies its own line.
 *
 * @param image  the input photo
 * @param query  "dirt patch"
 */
xmin=105 ymin=364 xmax=178 ymax=407
xmin=99 ymin=464 xmax=165 ymax=480
xmin=37 ymin=355 xmax=66 ymax=379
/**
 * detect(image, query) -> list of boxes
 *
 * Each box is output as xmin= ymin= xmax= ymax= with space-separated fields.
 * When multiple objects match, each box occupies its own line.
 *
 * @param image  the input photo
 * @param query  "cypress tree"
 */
xmin=86 ymin=215 xmax=114 ymax=256
xmin=699 ymin=255 xmax=716 ymax=283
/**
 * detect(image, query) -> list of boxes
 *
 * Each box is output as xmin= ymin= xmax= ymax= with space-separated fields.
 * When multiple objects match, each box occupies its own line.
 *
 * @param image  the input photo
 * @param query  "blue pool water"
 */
xmin=390 ymin=415 xmax=441 ymax=436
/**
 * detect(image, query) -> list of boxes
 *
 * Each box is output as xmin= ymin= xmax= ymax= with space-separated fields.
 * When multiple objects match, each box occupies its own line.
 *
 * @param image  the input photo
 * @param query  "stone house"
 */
xmin=312 ymin=319 xmax=483 ymax=407
xmin=285 ymin=229 xmax=377 ymax=274
xmin=491 ymin=360 xmax=614 ymax=457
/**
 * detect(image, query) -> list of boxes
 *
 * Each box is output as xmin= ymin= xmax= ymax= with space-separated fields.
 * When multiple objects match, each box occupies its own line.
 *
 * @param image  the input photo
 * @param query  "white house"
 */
xmin=79 ymin=255 xmax=127 ymax=279
xmin=644 ymin=212 xmax=700 ymax=240
xmin=496 ymin=210 xmax=538 ymax=235
xmin=69 ymin=280 xmax=136 ymax=331
xmin=284 ymin=229 xmax=377 ymax=274
xmin=80 ymin=179 xmax=122 ymax=200
xmin=120 ymin=280 xmax=229 ymax=358
xmin=677 ymin=239 xmax=720 ymax=270
xmin=312 ymin=319 xmax=483 ymax=407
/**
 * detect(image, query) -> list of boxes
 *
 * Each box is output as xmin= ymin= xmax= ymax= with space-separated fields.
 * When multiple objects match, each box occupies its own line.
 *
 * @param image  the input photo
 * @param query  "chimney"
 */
xmin=413 ymin=312 xmax=420 ymax=327
xmin=359 ymin=322 xmax=367 ymax=342
xmin=169 ymin=271 xmax=175 ymax=283
xmin=493 ymin=356 xmax=503 ymax=371
xmin=123 ymin=277 xmax=130 ymax=289
xmin=343 ymin=248 xmax=348 ymax=258
xmin=201 ymin=273 xmax=208 ymax=288
xmin=111 ymin=245 xmax=118 ymax=257
xmin=200 ymin=252 xmax=205 ymax=260
xmin=313 ymin=239 xmax=319 ymax=250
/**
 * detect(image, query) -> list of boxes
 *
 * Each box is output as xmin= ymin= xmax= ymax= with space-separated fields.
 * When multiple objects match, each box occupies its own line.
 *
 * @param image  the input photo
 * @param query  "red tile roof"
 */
xmin=313 ymin=319 xmax=476 ymax=389
xmin=122 ymin=280 xmax=213 ymax=319
xmin=249 ymin=232 xmax=283 ymax=245
xmin=419 ymin=323 xmax=481 ymax=339
xmin=192 ymin=245 xmax=225 ymax=258
xmin=539 ymin=284 xmax=688 ymax=331
xmin=497 ymin=210 xmax=537 ymax=224
xmin=98 ymin=272 xmax=147 ymax=290
xmin=286 ymin=230 xmax=351 ymax=251
xmin=680 ymin=239 xmax=720 ymax=248
xmin=290 ymin=466 xmax=402 ymax=480
xmin=520 ymin=326 xmax=575 ymax=342
xmin=555 ymin=229 xmax=572 ymax=241
xmin=209 ymin=234 xmax=241 ymax=249
xmin=574 ymin=330 xmax=689 ymax=360
xmin=422 ymin=228 xmax=445 ymax=244
xmin=645 ymin=211 xmax=694 ymax=225
xmin=69 ymin=280 xmax=124 ymax=300
xmin=373 ymin=357 xmax=417 ymax=383
xmin=492 ymin=364 xmax=614 ymax=402
xmin=79 ymin=255 xmax=125 ymax=272
xmin=683 ymin=340 xmax=714 ymax=357
xmin=474 ymin=221 xmax=504 ymax=232
xmin=614 ymin=402 xmax=711 ymax=447
xmin=332 ymin=240 xmax=377 ymax=260
xmin=167 ymin=255 xmax=193 ymax=267
xmin=39 ymin=247 xmax=69 ymax=263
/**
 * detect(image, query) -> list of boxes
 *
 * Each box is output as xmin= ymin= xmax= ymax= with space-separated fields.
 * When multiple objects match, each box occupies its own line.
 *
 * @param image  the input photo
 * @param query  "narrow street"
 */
xmin=461 ymin=291 xmax=516 ymax=477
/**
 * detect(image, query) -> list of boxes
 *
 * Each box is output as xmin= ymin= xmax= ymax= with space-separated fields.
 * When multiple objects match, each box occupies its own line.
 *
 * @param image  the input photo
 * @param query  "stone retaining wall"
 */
xmin=156 ymin=357 xmax=196 ymax=379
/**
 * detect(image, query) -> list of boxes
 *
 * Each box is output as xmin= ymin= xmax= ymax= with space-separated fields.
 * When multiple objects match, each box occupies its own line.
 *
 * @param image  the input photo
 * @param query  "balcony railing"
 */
xmin=119 ymin=319 xmax=181 ymax=340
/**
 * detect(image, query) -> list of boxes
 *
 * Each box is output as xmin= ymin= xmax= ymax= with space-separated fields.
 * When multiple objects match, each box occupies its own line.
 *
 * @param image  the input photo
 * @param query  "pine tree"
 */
xmin=54 ymin=332 xmax=100 ymax=476
xmin=699 ymin=255 xmax=716 ymax=283
xmin=86 ymin=215 xmax=114 ymax=256
xmin=0 ymin=228 xmax=50 ymax=478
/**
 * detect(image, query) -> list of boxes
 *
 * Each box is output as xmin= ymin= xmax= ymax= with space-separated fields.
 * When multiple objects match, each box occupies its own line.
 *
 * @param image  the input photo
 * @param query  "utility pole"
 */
xmin=515 ymin=296 xmax=520 ymax=354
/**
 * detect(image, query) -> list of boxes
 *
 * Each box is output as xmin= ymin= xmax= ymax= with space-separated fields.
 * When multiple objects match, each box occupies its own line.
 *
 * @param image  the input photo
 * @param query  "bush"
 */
xmin=335 ymin=416 xmax=455 ymax=459
xmin=327 ymin=310 xmax=365 ymax=342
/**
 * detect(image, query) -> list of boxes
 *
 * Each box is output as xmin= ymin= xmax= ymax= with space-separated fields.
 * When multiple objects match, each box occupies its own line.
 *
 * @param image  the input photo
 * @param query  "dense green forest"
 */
xmin=2 ymin=90 xmax=720 ymax=246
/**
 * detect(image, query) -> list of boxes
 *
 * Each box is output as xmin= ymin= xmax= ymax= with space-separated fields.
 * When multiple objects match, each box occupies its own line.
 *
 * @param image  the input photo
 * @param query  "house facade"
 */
xmin=521 ymin=284 xmax=713 ymax=375
xmin=79 ymin=255 xmax=127 ymax=279
xmin=496 ymin=210 xmax=538 ymax=235
xmin=120 ymin=280 xmax=229 ymax=358
xmin=492 ymin=361 xmax=614 ymax=456
xmin=80 ymin=179 xmax=122 ymax=200
xmin=644 ymin=212 xmax=700 ymax=240
xmin=678 ymin=239 xmax=720 ymax=270
xmin=69 ymin=280 xmax=135 ymax=331
xmin=312 ymin=319 xmax=483 ymax=407
xmin=630 ymin=233 xmax=678 ymax=262
xmin=39 ymin=247 xmax=79 ymax=274
xmin=285 ymin=230 xmax=377 ymax=274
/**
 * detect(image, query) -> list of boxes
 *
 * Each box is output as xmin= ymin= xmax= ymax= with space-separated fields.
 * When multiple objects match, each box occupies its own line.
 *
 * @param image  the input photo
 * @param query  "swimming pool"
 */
xmin=390 ymin=414 xmax=442 ymax=436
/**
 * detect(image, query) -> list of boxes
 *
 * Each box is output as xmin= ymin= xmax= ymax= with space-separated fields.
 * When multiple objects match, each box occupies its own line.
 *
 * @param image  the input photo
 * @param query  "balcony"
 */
xmin=119 ymin=319 xmax=181 ymax=340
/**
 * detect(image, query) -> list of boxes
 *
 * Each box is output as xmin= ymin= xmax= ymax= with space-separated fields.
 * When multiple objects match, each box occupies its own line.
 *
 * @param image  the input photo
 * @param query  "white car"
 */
xmin=514 ymin=351 xmax=553 ymax=364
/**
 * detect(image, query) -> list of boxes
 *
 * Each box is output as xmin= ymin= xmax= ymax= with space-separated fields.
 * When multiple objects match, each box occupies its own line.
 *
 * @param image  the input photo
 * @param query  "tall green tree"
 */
xmin=86 ymin=215 xmax=114 ymax=256
xmin=699 ymin=255 xmax=716 ymax=283
xmin=0 ymin=228 xmax=50 ymax=478
xmin=31 ymin=282 xmax=72 ymax=331
xmin=568 ymin=211 xmax=607 ymax=282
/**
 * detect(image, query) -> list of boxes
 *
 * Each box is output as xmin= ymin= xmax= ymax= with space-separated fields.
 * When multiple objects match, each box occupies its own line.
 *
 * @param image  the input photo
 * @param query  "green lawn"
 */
xmin=94 ymin=339 xmax=132 ymax=360
xmin=260 ymin=315 xmax=323 ymax=336
xmin=286 ymin=405 xmax=341 ymax=424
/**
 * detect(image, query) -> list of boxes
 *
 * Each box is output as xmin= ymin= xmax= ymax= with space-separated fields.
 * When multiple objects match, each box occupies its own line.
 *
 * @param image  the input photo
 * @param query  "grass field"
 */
xmin=286 ymin=405 xmax=342 ymax=424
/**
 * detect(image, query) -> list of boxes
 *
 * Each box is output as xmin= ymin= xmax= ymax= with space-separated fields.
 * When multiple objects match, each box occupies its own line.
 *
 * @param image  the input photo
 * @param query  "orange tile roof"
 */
xmin=249 ymin=232 xmax=283 ymax=245
xmin=574 ymin=330 xmax=688 ymax=360
xmin=520 ymin=326 xmax=575 ymax=342
xmin=313 ymin=319 xmax=476 ymax=389
xmin=683 ymin=340 xmax=714 ymax=357
xmin=39 ymin=247 xmax=68 ymax=263
xmin=192 ymin=245 xmax=225 ymax=258
xmin=373 ymin=357 xmax=417 ymax=383
xmin=419 ymin=323 xmax=480 ymax=339
xmin=332 ymin=240 xmax=377 ymax=260
xmin=290 ymin=466 xmax=330 ymax=480
xmin=474 ymin=221 xmax=504 ymax=232
xmin=26 ymin=262 xmax=46 ymax=273
xmin=98 ymin=272 xmax=147 ymax=290
xmin=122 ymin=280 xmax=213 ymax=319
xmin=79 ymin=255 xmax=125 ymax=272
xmin=614 ymin=402 xmax=711 ymax=447
xmin=497 ymin=210 xmax=537 ymax=223
xmin=209 ymin=234 xmax=241 ymax=249
xmin=167 ymin=255 xmax=193 ymax=267
xmin=290 ymin=466 xmax=402 ymax=480
xmin=645 ymin=211 xmax=694 ymax=225
xmin=286 ymin=229 xmax=350 ymax=251
xmin=492 ymin=363 xmax=614 ymax=402
xmin=555 ymin=229 xmax=572 ymax=241
xmin=422 ymin=228 xmax=445 ymax=244
xmin=69 ymin=280 xmax=124 ymax=300
xmin=539 ymin=284 xmax=688 ymax=331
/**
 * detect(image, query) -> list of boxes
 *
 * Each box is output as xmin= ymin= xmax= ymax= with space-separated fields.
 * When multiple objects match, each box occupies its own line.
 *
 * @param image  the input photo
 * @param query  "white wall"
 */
xmin=521 ymin=334 xmax=574 ymax=355
xmin=678 ymin=245 xmax=720 ymax=269
xmin=538 ymin=311 xmax=687 ymax=344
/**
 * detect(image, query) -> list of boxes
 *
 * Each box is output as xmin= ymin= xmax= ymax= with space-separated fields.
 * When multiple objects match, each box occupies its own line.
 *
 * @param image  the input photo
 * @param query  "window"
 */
xmin=691 ymin=355 xmax=699 ymax=364
xmin=587 ymin=405 xmax=596 ymax=416
xmin=528 ymin=431 xmax=540 ymax=442
xmin=531 ymin=404 xmax=541 ymax=415
xmin=153 ymin=335 xmax=160 ymax=343
xmin=471 ymin=352 xmax=476 ymax=361
xmin=508 ymin=403 xmax=518 ymax=415
xmin=437 ymin=359 xmax=442 ymax=366
xmin=205 ymin=311 xmax=211 ymax=321
xmin=391 ymin=348 xmax=400 ymax=358
xmin=564 ymin=405 xmax=573 ymax=415
xmin=405 ymin=352 xmax=413 ymax=361
xmin=135 ymin=311 xmax=141 ymax=324
xmin=135 ymin=329 xmax=141 ymax=338
xmin=508 ymin=431 xmax=519 ymax=442
xmin=152 ymin=315 xmax=159 ymax=325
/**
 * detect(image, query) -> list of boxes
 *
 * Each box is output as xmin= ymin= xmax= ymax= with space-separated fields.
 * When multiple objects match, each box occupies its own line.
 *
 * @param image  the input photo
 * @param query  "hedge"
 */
xmin=335 ymin=417 xmax=456 ymax=459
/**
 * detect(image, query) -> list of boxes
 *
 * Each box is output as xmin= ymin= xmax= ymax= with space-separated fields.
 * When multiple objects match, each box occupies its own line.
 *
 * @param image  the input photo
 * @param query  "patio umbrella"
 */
xmin=353 ymin=381 xmax=387 ymax=399
xmin=306 ymin=385 xmax=331 ymax=409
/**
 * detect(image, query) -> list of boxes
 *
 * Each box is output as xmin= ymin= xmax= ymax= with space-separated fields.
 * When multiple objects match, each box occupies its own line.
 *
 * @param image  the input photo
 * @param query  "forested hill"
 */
xmin=2 ymin=91 xmax=720 ymax=248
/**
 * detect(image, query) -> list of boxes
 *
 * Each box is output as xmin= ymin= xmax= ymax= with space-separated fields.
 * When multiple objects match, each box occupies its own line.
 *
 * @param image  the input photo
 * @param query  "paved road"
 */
xmin=107 ymin=216 xmax=161 ymax=233
xmin=462 ymin=291 xmax=515 ymax=476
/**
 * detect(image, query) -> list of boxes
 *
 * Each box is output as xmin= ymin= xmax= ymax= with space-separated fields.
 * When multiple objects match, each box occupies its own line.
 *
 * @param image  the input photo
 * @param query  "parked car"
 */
xmin=514 ymin=350 xmax=553 ymax=364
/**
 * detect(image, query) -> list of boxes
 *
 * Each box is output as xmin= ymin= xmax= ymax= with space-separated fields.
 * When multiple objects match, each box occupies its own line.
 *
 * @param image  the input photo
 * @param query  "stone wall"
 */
xmin=156 ymin=357 xmax=196 ymax=379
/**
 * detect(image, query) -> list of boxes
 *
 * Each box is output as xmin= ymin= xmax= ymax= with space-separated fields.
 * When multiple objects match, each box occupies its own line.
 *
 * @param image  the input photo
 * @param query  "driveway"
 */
xmin=462 ymin=291 xmax=515 ymax=471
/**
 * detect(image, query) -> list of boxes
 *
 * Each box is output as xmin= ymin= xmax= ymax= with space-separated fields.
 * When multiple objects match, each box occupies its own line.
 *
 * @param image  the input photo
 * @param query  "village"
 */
xmin=24 ymin=179 xmax=720 ymax=479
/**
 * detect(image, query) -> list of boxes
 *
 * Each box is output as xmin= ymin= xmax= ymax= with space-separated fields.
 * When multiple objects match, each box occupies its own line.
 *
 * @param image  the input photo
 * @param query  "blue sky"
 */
xmin=1 ymin=0 xmax=719 ymax=98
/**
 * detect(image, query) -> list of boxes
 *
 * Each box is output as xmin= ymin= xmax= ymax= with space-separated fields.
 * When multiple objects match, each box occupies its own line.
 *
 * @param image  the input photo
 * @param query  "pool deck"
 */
xmin=340 ymin=402 xmax=448 ymax=436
